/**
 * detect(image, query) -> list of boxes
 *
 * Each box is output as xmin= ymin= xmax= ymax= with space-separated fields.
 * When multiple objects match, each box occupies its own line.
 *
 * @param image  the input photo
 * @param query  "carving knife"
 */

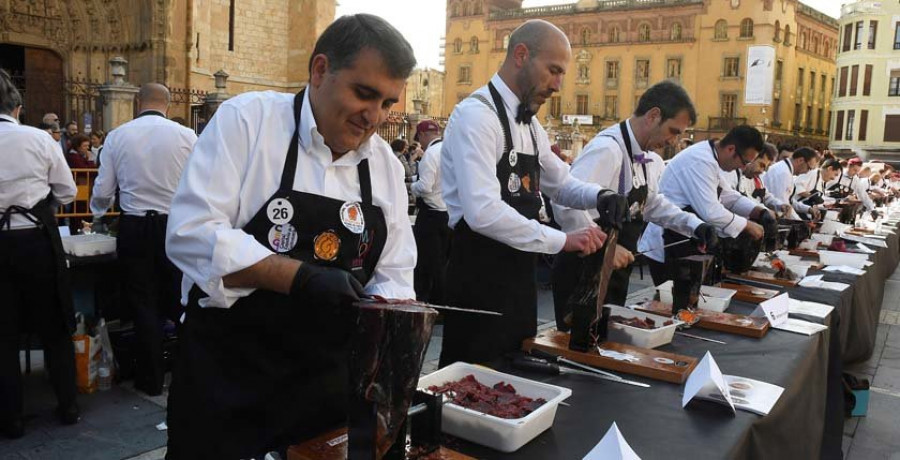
xmin=359 ymin=296 xmax=503 ymax=316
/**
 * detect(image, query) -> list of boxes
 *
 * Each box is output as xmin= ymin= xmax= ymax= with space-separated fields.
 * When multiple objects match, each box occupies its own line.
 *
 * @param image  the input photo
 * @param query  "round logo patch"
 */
xmin=266 ymin=198 xmax=294 ymax=225
xmin=340 ymin=202 xmax=365 ymax=234
xmin=508 ymin=151 xmax=518 ymax=167
xmin=267 ymin=223 xmax=298 ymax=253
xmin=313 ymin=230 xmax=341 ymax=261
xmin=507 ymin=173 xmax=521 ymax=193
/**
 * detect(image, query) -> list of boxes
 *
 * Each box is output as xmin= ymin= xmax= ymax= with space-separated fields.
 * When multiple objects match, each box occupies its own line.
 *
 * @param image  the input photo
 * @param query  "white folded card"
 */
xmin=773 ymin=318 xmax=828 ymax=335
xmin=822 ymin=265 xmax=865 ymax=276
xmin=583 ymin=422 xmax=641 ymax=460
xmin=683 ymin=352 xmax=784 ymax=416
xmin=751 ymin=293 xmax=789 ymax=327
xmin=840 ymin=233 xmax=888 ymax=248
xmin=788 ymin=299 xmax=834 ymax=324
xmin=799 ymin=275 xmax=850 ymax=292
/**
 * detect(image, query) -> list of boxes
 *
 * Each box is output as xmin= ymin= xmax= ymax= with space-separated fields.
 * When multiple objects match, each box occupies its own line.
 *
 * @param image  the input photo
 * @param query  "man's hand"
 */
xmin=693 ymin=223 xmax=719 ymax=253
xmin=809 ymin=207 xmax=821 ymax=221
xmin=780 ymin=204 xmax=792 ymax=216
xmin=562 ymin=227 xmax=607 ymax=256
xmin=872 ymin=210 xmax=881 ymax=220
xmin=290 ymin=263 xmax=365 ymax=308
xmin=596 ymin=190 xmax=627 ymax=230
xmin=613 ymin=244 xmax=635 ymax=269
xmin=743 ymin=221 xmax=765 ymax=240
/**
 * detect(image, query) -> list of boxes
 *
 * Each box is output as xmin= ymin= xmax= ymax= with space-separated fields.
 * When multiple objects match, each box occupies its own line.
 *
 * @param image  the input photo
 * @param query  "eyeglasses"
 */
xmin=736 ymin=151 xmax=753 ymax=166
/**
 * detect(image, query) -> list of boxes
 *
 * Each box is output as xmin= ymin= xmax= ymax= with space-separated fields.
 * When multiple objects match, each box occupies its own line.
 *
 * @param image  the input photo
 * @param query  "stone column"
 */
xmin=204 ymin=70 xmax=232 ymax=121
xmin=98 ymin=57 xmax=139 ymax=132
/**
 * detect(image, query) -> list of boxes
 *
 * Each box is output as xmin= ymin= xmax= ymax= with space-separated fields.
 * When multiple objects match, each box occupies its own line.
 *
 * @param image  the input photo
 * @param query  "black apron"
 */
xmin=552 ymin=121 xmax=646 ymax=326
xmin=165 ymin=90 xmax=388 ymax=459
xmin=439 ymin=82 xmax=543 ymax=367
xmin=0 ymin=194 xmax=75 ymax=332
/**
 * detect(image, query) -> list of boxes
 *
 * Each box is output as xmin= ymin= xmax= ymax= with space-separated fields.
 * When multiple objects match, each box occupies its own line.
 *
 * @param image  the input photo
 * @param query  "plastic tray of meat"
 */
xmin=606 ymin=305 xmax=683 ymax=349
xmin=417 ymin=362 xmax=571 ymax=453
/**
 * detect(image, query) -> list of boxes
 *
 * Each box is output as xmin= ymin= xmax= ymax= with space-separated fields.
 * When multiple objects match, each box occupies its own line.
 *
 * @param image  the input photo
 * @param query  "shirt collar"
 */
xmin=623 ymin=119 xmax=642 ymax=158
xmin=299 ymin=89 xmax=372 ymax=163
xmin=0 ymin=114 xmax=19 ymax=124
xmin=490 ymin=74 xmax=522 ymax=117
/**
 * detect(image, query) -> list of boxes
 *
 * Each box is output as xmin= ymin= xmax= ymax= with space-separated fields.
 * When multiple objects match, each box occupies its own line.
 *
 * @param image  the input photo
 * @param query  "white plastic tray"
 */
xmin=656 ymin=281 xmax=736 ymax=313
xmin=61 ymin=234 xmax=116 ymax=257
xmin=417 ymin=362 xmax=571 ymax=453
xmin=606 ymin=304 xmax=683 ymax=349
xmin=819 ymin=250 xmax=869 ymax=269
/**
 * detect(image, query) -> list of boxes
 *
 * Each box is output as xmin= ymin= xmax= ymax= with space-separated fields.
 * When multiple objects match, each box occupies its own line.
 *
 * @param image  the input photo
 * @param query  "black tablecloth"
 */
xmin=447 ymin=230 xmax=900 ymax=460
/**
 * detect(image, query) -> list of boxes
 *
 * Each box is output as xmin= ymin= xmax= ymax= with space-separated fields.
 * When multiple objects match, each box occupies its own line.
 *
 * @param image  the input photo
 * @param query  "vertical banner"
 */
xmin=744 ymin=45 xmax=776 ymax=106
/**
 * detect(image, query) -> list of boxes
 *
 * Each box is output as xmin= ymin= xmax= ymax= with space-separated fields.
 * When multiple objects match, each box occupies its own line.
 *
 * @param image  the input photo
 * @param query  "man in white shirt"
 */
xmin=855 ymin=166 xmax=878 ymax=213
xmin=793 ymin=158 xmax=842 ymax=216
xmin=762 ymin=146 xmax=820 ymax=220
xmin=0 ymin=70 xmax=79 ymax=438
xmin=826 ymin=157 xmax=862 ymax=197
xmin=439 ymin=20 xmax=626 ymax=366
xmin=639 ymin=125 xmax=768 ymax=286
xmin=164 ymin=15 xmax=418 ymax=457
xmin=90 ymin=83 xmax=198 ymax=397
xmin=721 ymin=142 xmax=775 ymax=204
xmin=410 ymin=119 xmax=449 ymax=303
xmin=551 ymin=81 xmax=716 ymax=326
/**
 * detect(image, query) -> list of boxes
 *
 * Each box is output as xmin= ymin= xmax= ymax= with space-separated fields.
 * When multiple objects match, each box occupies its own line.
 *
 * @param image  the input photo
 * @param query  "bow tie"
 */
xmin=633 ymin=152 xmax=653 ymax=165
xmin=515 ymin=103 xmax=535 ymax=125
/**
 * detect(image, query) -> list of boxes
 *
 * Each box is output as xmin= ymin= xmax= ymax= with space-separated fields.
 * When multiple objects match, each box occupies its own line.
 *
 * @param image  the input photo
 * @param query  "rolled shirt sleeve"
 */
xmin=166 ymin=103 xmax=274 ymax=308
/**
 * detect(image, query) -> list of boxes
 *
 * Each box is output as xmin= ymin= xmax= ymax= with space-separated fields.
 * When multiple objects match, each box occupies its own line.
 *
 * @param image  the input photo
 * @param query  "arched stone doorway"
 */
xmin=0 ymin=43 xmax=64 ymax=127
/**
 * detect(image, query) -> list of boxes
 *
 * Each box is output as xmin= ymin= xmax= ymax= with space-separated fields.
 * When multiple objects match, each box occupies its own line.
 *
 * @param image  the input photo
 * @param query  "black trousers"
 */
xmin=413 ymin=207 xmax=451 ymax=304
xmin=0 ymin=228 xmax=77 ymax=423
xmin=118 ymin=214 xmax=182 ymax=394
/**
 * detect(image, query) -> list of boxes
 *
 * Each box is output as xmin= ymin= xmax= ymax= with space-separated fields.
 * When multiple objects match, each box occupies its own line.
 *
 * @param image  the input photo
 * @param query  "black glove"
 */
xmin=91 ymin=220 xmax=108 ymax=234
xmin=596 ymin=190 xmax=627 ymax=230
xmin=693 ymin=223 xmax=719 ymax=252
xmin=871 ymin=210 xmax=880 ymax=220
xmin=290 ymin=263 xmax=365 ymax=308
xmin=757 ymin=209 xmax=778 ymax=236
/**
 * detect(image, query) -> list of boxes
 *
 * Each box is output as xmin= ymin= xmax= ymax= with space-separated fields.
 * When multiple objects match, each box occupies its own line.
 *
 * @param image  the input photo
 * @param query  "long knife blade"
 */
xmin=558 ymin=356 xmax=651 ymax=388
xmin=561 ymin=367 xmax=651 ymax=388
xmin=633 ymin=238 xmax=692 ymax=257
xmin=358 ymin=297 xmax=503 ymax=316
xmin=675 ymin=331 xmax=727 ymax=345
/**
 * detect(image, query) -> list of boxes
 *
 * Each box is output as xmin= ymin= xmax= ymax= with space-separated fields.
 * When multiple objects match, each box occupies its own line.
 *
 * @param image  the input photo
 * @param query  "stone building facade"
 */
xmin=0 ymin=0 xmax=335 ymax=129
xmin=443 ymin=0 xmax=838 ymax=150
xmin=830 ymin=1 xmax=900 ymax=160
xmin=403 ymin=67 xmax=445 ymax=118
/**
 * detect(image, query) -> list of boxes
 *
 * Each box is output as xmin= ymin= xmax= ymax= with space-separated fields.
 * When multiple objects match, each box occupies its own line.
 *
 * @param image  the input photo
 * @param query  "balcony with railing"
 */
xmin=708 ymin=117 xmax=748 ymax=131
xmin=489 ymin=0 xmax=703 ymax=20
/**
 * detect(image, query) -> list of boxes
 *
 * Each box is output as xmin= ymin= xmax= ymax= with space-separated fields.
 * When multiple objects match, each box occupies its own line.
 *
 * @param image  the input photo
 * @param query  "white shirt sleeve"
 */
xmin=551 ymin=136 xmax=619 ymax=232
xmin=410 ymin=145 xmax=438 ymax=198
xmin=166 ymin=103 xmax=275 ymax=308
xmin=90 ymin=133 xmax=118 ymax=218
xmin=762 ymin=166 xmax=790 ymax=208
xmin=364 ymin=158 xmax=417 ymax=299
xmin=643 ymin=156 xmax=703 ymax=237
xmin=683 ymin=162 xmax=747 ymax=238
xmin=854 ymin=178 xmax=876 ymax=211
xmin=442 ymin=102 xmax=569 ymax=254
xmin=45 ymin=135 xmax=76 ymax=206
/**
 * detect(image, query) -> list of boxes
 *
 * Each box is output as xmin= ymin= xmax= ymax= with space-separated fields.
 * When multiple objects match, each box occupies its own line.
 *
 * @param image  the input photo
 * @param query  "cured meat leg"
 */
xmin=348 ymin=301 xmax=438 ymax=460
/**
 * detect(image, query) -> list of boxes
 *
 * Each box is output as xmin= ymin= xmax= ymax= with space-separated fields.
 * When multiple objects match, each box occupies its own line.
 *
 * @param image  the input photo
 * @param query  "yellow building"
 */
xmin=830 ymin=1 xmax=900 ymax=160
xmin=443 ymin=0 xmax=838 ymax=150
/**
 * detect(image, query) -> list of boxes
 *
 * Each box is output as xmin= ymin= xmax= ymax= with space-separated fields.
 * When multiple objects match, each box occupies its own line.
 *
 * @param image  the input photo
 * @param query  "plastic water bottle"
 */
xmin=97 ymin=352 xmax=112 ymax=391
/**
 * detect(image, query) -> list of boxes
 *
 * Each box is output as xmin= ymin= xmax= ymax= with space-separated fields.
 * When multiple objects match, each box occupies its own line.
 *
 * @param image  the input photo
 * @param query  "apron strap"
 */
xmin=358 ymin=159 xmax=373 ymax=206
xmin=279 ymin=89 xmax=306 ymax=190
xmin=487 ymin=82 xmax=514 ymax=157
xmin=0 ymin=205 xmax=41 ymax=231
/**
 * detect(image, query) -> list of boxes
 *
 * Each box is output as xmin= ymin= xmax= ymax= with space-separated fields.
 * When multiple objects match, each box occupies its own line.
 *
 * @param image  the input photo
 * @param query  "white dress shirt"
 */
xmin=792 ymin=169 xmax=827 ymax=211
xmin=825 ymin=169 xmax=854 ymax=192
xmin=166 ymin=90 xmax=417 ymax=308
xmin=441 ymin=74 xmax=602 ymax=254
xmin=763 ymin=159 xmax=806 ymax=216
xmin=638 ymin=140 xmax=758 ymax=262
xmin=0 ymin=114 xmax=76 ymax=229
xmin=91 ymin=112 xmax=198 ymax=218
xmin=410 ymin=138 xmax=446 ymax=211
xmin=552 ymin=120 xmax=702 ymax=238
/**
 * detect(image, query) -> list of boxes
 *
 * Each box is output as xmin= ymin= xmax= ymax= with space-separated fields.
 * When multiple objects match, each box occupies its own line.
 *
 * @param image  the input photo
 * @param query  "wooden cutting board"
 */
xmin=720 ymin=282 xmax=781 ymax=304
xmin=726 ymin=269 xmax=799 ymax=287
xmin=288 ymin=427 xmax=475 ymax=460
xmin=522 ymin=329 xmax=697 ymax=384
xmin=635 ymin=300 xmax=770 ymax=339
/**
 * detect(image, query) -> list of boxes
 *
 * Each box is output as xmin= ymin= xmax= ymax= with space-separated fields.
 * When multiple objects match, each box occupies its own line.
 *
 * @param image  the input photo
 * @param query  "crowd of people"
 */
xmin=2 ymin=12 xmax=900 ymax=459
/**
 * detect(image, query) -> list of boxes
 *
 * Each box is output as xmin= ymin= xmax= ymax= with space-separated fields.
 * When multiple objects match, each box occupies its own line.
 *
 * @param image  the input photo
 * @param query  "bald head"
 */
xmin=137 ymin=83 xmax=171 ymax=114
xmin=499 ymin=19 xmax=570 ymax=114
xmin=506 ymin=20 xmax=569 ymax=60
